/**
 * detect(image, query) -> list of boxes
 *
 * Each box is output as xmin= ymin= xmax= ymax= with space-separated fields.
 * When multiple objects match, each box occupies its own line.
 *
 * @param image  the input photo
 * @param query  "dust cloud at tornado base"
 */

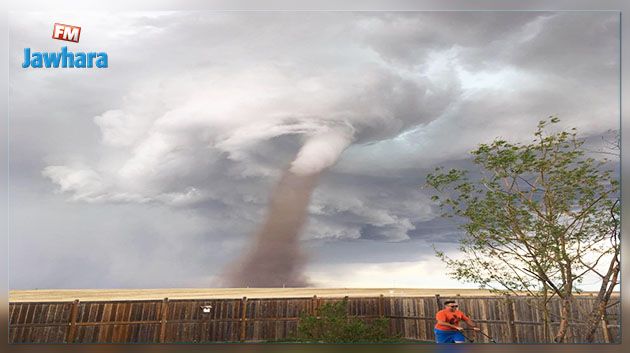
xmin=223 ymin=171 xmax=319 ymax=287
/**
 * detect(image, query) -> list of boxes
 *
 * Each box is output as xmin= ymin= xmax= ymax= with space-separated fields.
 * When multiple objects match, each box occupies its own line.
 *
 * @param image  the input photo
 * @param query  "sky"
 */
xmin=8 ymin=11 xmax=620 ymax=289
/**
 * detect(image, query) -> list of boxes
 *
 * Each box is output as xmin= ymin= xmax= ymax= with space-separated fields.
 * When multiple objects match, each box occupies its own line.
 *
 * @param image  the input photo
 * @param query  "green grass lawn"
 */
xmin=261 ymin=338 xmax=435 ymax=344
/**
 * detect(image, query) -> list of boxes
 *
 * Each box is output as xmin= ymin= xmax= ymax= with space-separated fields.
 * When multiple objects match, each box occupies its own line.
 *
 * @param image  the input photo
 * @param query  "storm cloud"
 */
xmin=8 ymin=11 xmax=619 ymax=289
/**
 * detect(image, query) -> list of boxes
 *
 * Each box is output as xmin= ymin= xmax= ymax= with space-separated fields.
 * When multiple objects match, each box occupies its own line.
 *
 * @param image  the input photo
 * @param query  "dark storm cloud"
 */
xmin=8 ymin=11 xmax=619 ymax=289
xmin=356 ymin=12 xmax=548 ymax=67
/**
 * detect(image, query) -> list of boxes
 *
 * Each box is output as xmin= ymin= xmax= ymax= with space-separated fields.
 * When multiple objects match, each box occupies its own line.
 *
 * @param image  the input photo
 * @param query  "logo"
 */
xmin=22 ymin=23 xmax=108 ymax=69
xmin=52 ymin=23 xmax=81 ymax=43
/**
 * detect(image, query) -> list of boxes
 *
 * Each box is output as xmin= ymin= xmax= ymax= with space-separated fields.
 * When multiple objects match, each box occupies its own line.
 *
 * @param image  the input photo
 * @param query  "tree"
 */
xmin=582 ymin=130 xmax=620 ymax=343
xmin=295 ymin=298 xmax=393 ymax=343
xmin=425 ymin=117 xmax=619 ymax=343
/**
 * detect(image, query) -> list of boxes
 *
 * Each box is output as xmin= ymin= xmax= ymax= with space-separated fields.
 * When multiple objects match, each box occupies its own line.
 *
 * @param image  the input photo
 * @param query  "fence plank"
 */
xmin=239 ymin=297 xmax=247 ymax=342
xmin=378 ymin=294 xmax=384 ymax=317
xmin=310 ymin=295 xmax=317 ymax=315
xmin=65 ymin=300 xmax=79 ymax=343
xmin=601 ymin=316 xmax=611 ymax=343
xmin=504 ymin=294 xmax=517 ymax=343
xmin=159 ymin=298 xmax=169 ymax=343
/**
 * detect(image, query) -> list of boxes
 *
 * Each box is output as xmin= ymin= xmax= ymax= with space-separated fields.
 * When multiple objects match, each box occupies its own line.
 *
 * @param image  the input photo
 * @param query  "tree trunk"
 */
xmin=554 ymin=267 xmax=573 ymax=344
xmin=584 ymin=302 xmax=608 ymax=343
xmin=584 ymin=259 xmax=619 ymax=342
xmin=554 ymin=297 xmax=571 ymax=343
xmin=541 ymin=283 xmax=551 ymax=343
xmin=584 ymin=200 xmax=620 ymax=342
xmin=542 ymin=301 xmax=551 ymax=343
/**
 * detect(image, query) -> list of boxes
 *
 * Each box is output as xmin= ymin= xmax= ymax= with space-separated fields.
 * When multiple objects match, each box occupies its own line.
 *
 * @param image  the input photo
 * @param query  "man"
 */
xmin=434 ymin=300 xmax=480 ymax=343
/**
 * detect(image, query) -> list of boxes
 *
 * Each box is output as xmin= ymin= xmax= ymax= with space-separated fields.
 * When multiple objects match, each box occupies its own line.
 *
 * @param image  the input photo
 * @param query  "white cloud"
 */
xmin=42 ymin=165 xmax=107 ymax=201
xmin=308 ymin=257 xmax=477 ymax=289
xmin=35 ymin=15 xmax=464 ymax=233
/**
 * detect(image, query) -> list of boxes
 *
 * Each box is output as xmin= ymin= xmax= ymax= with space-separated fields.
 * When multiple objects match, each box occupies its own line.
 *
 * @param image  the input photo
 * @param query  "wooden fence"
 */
xmin=9 ymin=294 xmax=620 ymax=344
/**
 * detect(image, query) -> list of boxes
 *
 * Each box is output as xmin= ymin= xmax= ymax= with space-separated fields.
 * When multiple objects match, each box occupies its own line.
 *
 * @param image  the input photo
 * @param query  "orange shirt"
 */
xmin=435 ymin=308 xmax=470 ymax=331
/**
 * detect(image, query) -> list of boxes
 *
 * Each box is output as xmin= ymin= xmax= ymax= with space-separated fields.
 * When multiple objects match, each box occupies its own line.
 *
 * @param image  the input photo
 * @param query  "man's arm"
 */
xmin=436 ymin=320 xmax=463 ymax=330
xmin=464 ymin=318 xmax=481 ymax=331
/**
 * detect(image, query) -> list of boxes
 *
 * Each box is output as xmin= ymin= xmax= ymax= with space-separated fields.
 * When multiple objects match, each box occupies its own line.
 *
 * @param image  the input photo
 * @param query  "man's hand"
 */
xmin=455 ymin=326 xmax=464 ymax=331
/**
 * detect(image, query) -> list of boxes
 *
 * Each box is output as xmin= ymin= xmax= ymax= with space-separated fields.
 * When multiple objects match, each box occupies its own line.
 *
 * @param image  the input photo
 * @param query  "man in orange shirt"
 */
xmin=434 ymin=300 xmax=480 ymax=343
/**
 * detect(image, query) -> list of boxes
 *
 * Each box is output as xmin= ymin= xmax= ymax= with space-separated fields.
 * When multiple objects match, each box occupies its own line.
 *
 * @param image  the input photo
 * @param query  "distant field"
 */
xmin=10 ymin=287 xmax=518 ymax=302
xmin=11 ymin=288 xmax=608 ymax=302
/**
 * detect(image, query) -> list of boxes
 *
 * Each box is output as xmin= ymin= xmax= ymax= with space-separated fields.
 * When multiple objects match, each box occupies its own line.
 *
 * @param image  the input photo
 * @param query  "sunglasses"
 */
xmin=448 ymin=305 xmax=459 ymax=308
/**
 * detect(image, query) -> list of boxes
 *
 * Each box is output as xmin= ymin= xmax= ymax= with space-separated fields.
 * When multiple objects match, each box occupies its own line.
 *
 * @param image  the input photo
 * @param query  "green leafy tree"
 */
xmin=295 ymin=298 xmax=394 ymax=343
xmin=426 ymin=117 xmax=619 ymax=343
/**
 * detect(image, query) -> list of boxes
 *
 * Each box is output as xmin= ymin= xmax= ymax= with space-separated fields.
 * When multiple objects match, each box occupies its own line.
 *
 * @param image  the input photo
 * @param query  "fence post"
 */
xmin=159 ymin=298 xmax=169 ymax=343
xmin=344 ymin=296 xmax=350 ymax=324
xmin=378 ymin=294 xmax=384 ymax=317
xmin=311 ymin=295 xmax=317 ymax=316
xmin=504 ymin=294 xmax=517 ymax=343
xmin=601 ymin=315 xmax=611 ymax=343
xmin=435 ymin=294 xmax=441 ymax=308
xmin=65 ymin=299 xmax=80 ymax=343
xmin=240 ymin=297 xmax=248 ymax=342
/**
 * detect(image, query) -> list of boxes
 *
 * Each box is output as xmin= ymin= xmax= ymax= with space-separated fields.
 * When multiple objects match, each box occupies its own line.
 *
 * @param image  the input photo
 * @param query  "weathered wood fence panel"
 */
xmin=9 ymin=295 xmax=620 ymax=344
xmin=387 ymin=295 xmax=620 ymax=344
xmin=9 ymin=302 xmax=71 ymax=343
